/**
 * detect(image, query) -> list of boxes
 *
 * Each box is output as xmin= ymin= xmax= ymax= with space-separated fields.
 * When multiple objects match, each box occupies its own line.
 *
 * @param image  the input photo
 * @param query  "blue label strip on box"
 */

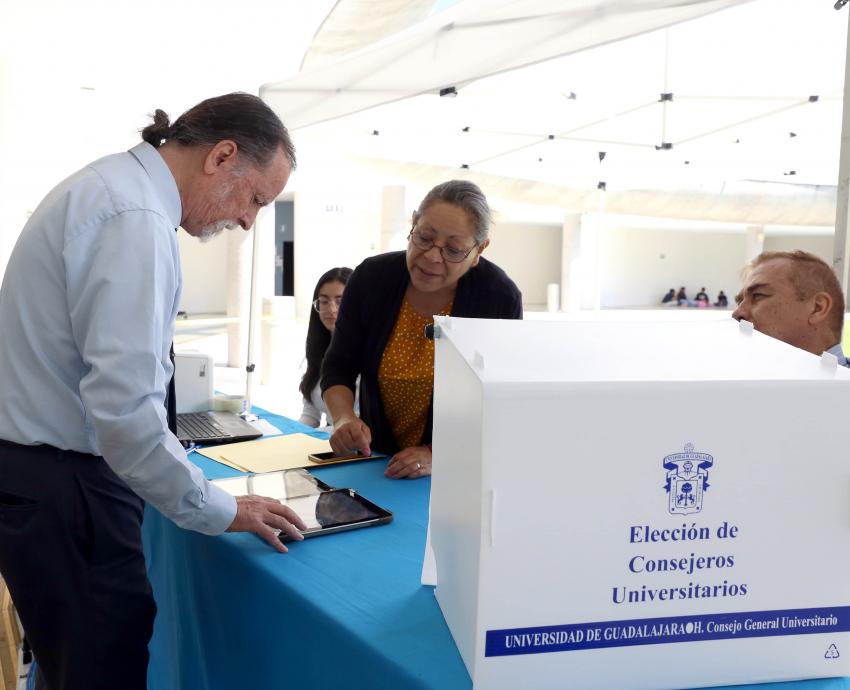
xmin=485 ymin=606 xmax=850 ymax=657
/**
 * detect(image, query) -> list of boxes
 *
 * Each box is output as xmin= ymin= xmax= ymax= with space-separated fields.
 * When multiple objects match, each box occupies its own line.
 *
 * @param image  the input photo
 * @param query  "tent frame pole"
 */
xmin=833 ymin=5 xmax=850 ymax=296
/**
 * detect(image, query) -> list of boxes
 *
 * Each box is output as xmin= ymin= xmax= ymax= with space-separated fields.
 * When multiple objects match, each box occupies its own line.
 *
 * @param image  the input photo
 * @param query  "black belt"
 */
xmin=0 ymin=439 xmax=99 ymax=462
xmin=0 ymin=438 xmax=37 ymax=450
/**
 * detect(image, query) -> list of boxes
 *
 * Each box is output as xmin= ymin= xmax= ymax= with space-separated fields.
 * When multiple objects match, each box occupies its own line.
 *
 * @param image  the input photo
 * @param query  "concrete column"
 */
xmin=261 ymin=296 xmax=296 ymax=386
xmin=580 ymin=209 xmax=603 ymax=311
xmin=560 ymin=214 xmax=582 ymax=312
xmin=380 ymin=185 xmax=408 ymax=252
xmin=248 ymin=207 xmax=276 ymax=380
xmin=226 ymin=228 xmax=252 ymax=368
xmin=561 ymin=212 xmax=603 ymax=311
xmin=744 ymin=225 xmax=764 ymax=264
xmin=226 ymin=204 xmax=276 ymax=402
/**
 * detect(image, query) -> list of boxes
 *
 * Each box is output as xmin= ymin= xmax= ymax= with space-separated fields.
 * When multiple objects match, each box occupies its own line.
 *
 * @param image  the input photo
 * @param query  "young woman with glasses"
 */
xmin=297 ymin=267 xmax=358 ymax=429
xmin=321 ymin=180 xmax=522 ymax=480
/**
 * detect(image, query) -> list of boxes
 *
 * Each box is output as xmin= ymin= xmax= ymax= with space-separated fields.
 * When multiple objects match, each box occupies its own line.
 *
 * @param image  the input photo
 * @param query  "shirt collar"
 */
xmin=826 ymin=342 xmax=848 ymax=365
xmin=128 ymin=142 xmax=182 ymax=229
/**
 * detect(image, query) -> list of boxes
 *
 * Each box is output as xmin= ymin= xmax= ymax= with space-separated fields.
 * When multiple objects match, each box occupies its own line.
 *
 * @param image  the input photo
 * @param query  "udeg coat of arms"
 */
xmin=663 ymin=443 xmax=714 ymax=515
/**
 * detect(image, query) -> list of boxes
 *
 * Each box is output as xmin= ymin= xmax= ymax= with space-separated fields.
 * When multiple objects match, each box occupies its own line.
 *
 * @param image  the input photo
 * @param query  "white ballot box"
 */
xmin=428 ymin=316 xmax=850 ymax=690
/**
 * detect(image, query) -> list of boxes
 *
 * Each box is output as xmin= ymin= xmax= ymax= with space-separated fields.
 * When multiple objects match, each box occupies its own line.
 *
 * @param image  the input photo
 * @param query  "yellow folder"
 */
xmin=196 ymin=433 xmax=374 ymax=473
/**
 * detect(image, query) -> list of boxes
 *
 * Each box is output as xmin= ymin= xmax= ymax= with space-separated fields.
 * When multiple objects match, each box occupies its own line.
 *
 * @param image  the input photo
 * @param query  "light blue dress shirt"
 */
xmin=0 ymin=142 xmax=236 ymax=535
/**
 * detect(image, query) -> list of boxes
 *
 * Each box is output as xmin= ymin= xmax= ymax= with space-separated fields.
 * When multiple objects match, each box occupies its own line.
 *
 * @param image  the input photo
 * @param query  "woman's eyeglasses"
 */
xmin=313 ymin=297 xmax=343 ymax=313
xmin=408 ymin=229 xmax=477 ymax=263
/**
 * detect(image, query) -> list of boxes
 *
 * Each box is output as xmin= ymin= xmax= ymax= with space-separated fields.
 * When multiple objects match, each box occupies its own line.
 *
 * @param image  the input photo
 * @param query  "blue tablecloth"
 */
xmin=143 ymin=412 xmax=850 ymax=690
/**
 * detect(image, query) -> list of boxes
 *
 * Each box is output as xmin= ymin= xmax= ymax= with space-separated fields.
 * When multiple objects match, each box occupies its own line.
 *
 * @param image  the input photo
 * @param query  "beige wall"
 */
xmin=177 ymin=230 xmax=231 ymax=315
xmin=484 ymin=222 xmax=562 ymax=310
xmin=173 ymin=209 xmax=839 ymax=316
xmin=763 ymin=234 xmax=834 ymax=262
xmin=599 ymin=227 xmax=747 ymax=307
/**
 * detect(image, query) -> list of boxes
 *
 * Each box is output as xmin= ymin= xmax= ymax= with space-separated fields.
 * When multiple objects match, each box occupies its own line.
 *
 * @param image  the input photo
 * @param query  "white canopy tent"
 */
xmin=262 ymin=0 xmax=846 ymax=218
xmin=248 ymin=0 xmax=850 ymax=409
xmin=264 ymin=0 xmax=757 ymax=133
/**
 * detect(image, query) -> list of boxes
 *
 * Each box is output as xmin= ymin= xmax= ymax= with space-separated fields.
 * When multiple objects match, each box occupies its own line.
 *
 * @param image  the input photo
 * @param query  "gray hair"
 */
xmin=414 ymin=180 xmax=491 ymax=245
xmin=141 ymin=92 xmax=296 ymax=171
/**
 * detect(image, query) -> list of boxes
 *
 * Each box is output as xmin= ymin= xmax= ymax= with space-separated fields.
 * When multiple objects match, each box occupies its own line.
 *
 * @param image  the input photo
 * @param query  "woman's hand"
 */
xmin=385 ymin=445 xmax=431 ymax=480
xmin=330 ymin=417 xmax=372 ymax=456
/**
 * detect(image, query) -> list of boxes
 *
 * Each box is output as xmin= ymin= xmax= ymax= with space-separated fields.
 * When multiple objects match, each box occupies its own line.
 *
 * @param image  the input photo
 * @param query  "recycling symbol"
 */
xmin=825 ymin=644 xmax=840 ymax=659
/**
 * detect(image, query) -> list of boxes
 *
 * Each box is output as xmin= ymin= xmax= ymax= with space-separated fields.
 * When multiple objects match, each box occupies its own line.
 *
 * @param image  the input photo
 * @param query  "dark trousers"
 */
xmin=0 ymin=441 xmax=155 ymax=690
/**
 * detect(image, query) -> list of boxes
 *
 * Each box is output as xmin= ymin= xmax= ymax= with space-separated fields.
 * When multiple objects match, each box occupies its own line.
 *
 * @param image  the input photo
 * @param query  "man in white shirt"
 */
xmin=732 ymin=250 xmax=848 ymax=366
xmin=0 ymin=92 xmax=306 ymax=690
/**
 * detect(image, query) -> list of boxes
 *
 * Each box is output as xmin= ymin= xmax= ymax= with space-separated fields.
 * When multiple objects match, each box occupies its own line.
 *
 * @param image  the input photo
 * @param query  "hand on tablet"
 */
xmin=385 ymin=445 xmax=431 ymax=480
xmin=330 ymin=418 xmax=372 ymax=457
xmin=227 ymin=495 xmax=308 ymax=553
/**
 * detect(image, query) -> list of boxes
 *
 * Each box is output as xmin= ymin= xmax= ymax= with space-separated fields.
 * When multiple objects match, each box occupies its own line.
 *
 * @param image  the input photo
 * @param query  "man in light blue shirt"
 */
xmin=732 ymin=250 xmax=849 ymax=367
xmin=0 ymin=93 xmax=306 ymax=690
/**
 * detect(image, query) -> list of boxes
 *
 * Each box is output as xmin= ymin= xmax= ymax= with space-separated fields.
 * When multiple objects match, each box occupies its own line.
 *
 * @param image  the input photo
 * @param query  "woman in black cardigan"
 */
xmin=321 ymin=180 xmax=522 ymax=480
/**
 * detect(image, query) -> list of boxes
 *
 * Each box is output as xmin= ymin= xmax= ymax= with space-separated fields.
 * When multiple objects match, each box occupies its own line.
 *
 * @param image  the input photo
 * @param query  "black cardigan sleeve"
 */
xmin=508 ymin=286 xmax=523 ymax=319
xmin=319 ymin=253 xmax=409 ymax=454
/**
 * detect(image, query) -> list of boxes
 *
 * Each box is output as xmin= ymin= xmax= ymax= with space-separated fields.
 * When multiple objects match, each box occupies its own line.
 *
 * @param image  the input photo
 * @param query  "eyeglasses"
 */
xmin=313 ymin=297 xmax=343 ymax=313
xmin=408 ymin=229 xmax=477 ymax=263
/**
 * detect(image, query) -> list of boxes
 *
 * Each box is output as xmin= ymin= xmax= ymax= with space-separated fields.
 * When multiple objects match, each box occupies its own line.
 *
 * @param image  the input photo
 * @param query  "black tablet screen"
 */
xmin=284 ymin=489 xmax=385 ymax=531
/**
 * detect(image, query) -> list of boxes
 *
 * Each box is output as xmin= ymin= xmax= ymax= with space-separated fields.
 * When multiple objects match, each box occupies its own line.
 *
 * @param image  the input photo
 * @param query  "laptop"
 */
xmin=174 ymin=352 xmax=262 ymax=446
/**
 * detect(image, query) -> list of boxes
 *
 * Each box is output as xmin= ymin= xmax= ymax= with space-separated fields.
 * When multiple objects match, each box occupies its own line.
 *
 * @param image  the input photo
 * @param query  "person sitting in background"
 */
xmin=732 ymin=250 xmax=847 ymax=365
xmin=298 ymin=267 xmax=359 ymax=430
xmin=676 ymin=286 xmax=688 ymax=305
xmin=661 ymin=288 xmax=676 ymax=304
xmin=695 ymin=287 xmax=710 ymax=305
xmin=715 ymin=290 xmax=728 ymax=307
xmin=321 ymin=180 xmax=522 ymax=480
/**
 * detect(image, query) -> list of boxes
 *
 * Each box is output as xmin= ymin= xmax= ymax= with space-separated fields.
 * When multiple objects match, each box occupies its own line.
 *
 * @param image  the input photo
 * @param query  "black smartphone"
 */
xmin=307 ymin=450 xmax=384 ymax=464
